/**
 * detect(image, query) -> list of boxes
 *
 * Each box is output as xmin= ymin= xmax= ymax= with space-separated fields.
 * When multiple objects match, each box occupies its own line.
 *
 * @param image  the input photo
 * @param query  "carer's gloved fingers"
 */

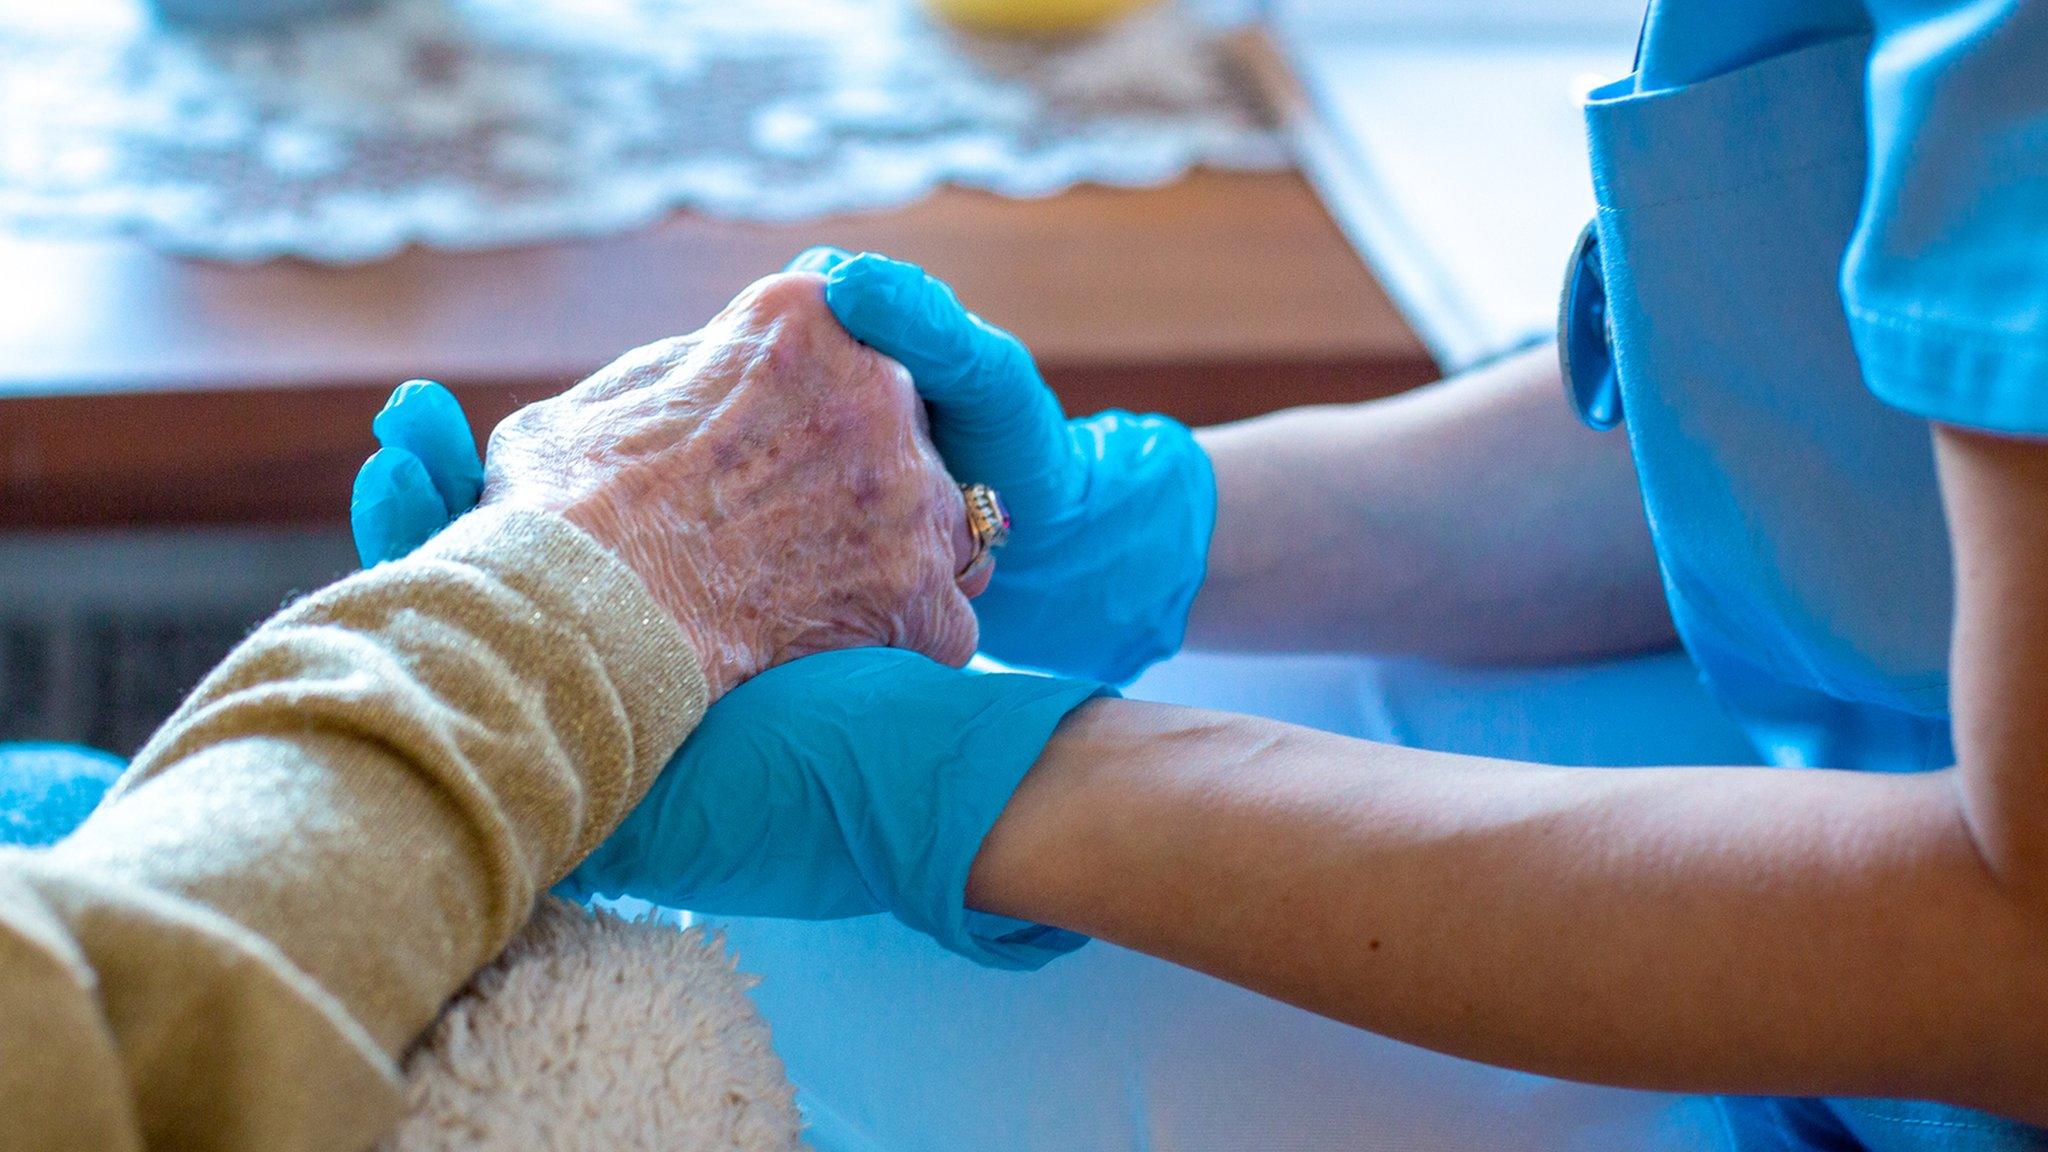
xmin=351 ymin=447 xmax=450 ymax=567
xmin=822 ymin=252 xmax=1044 ymax=419
xmin=784 ymin=245 xmax=856 ymax=275
xmin=371 ymin=379 xmax=483 ymax=517
xmin=822 ymin=253 xmax=1073 ymax=510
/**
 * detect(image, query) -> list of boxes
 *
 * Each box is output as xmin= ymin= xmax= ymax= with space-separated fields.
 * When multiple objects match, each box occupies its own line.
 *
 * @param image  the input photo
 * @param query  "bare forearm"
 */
xmin=969 ymin=700 xmax=2048 ymax=1119
xmin=1188 ymin=346 xmax=1673 ymax=664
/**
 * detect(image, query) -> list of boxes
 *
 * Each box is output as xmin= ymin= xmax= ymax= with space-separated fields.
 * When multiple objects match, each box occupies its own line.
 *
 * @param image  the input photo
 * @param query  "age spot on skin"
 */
xmin=848 ymin=471 xmax=887 ymax=510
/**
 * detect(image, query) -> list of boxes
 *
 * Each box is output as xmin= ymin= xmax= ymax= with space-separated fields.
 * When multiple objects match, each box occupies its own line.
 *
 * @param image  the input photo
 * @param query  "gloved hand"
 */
xmin=789 ymin=247 xmax=1216 ymax=684
xmin=350 ymin=379 xmax=484 ymax=567
xmin=564 ymin=647 xmax=1109 ymax=969
xmin=351 ymin=368 xmax=1103 ymax=969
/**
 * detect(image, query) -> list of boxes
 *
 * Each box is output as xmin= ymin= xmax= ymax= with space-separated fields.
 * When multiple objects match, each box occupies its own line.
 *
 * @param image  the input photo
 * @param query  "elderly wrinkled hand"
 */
xmin=360 ymin=250 xmax=1217 ymax=688
xmin=790 ymin=248 xmax=1215 ymax=685
xmin=369 ymin=272 xmax=982 ymax=699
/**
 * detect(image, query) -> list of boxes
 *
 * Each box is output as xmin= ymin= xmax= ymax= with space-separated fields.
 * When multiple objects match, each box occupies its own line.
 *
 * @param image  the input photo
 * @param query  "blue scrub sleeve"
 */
xmin=1842 ymin=1 xmax=2048 ymax=436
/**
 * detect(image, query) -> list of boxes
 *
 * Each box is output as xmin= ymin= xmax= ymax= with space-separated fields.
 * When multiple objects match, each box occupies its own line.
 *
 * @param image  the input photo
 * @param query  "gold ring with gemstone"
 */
xmin=960 ymin=483 xmax=1011 ymax=574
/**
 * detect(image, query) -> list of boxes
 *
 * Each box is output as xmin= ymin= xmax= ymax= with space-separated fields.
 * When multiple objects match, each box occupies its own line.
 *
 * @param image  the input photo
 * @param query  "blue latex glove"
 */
xmin=788 ymin=247 xmax=1217 ymax=684
xmin=349 ymin=383 xmax=1106 ymax=968
xmin=350 ymin=379 xmax=483 ymax=567
xmin=565 ymin=648 xmax=1109 ymax=969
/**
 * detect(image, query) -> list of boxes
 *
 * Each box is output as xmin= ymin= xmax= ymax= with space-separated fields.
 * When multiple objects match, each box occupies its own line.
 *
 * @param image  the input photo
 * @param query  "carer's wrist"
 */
xmin=964 ymin=696 xmax=1123 ymax=927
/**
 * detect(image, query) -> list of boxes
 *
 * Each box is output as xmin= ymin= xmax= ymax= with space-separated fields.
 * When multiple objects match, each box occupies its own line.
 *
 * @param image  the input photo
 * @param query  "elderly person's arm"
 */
xmin=1 ymin=508 xmax=697 ymax=1152
xmin=0 ymin=273 xmax=974 ymax=1152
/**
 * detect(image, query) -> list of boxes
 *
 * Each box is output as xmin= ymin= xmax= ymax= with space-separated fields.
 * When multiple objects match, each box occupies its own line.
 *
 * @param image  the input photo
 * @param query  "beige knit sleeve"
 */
xmin=0 ymin=506 xmax=707 ymax=1152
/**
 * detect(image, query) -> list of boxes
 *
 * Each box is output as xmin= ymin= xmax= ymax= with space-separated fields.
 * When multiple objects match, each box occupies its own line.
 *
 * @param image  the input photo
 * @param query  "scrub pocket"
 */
xmin=1577 ymin=32 xmax=2048 ymax=1152
xmin=1580 ymin=32 xmax=1956 ymax=774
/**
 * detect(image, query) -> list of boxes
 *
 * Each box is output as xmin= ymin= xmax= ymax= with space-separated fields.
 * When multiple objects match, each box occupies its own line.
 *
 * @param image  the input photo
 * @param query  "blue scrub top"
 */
xmin=1576 ymin=5 xmax=2048 ymax=1147
xmin=1577 ymin=0 xmax=2048 ymax=776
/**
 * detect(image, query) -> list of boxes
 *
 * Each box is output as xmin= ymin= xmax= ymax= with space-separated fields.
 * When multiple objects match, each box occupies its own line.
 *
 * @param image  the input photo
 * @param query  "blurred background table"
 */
xmin=0 ymin=169 xmax=1433 ymax=529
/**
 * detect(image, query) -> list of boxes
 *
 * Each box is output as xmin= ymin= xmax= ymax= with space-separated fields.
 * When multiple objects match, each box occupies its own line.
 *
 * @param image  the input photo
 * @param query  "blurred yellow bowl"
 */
xmin=925 ymin=0 xmax=1161 ymax=37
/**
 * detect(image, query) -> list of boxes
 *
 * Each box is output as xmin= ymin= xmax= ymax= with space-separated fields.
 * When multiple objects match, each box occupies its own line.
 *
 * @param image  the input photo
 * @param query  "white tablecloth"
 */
xmin=0 ymin=0 xmax=1284 ymax=262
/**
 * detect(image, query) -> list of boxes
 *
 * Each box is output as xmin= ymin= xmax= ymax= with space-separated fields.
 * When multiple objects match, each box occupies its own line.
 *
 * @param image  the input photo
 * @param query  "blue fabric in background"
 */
xmin=0 ymin=743 xmax=122 ymax=848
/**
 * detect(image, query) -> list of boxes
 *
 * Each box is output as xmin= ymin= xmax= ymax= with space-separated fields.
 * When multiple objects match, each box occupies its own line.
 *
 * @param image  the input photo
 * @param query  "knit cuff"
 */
xmin=415 ymin=505 xmax=709 ymax=804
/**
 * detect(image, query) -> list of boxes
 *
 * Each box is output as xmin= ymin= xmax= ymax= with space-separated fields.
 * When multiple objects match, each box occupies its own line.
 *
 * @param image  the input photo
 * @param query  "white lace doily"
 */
xmin=0 ymin=0 xmax=1285 ymax=263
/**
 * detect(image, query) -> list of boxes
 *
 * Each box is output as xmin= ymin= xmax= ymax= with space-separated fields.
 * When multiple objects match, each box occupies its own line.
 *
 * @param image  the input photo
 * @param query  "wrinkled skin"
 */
xmin=485 ymin=273 xmax=984 ymax=699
